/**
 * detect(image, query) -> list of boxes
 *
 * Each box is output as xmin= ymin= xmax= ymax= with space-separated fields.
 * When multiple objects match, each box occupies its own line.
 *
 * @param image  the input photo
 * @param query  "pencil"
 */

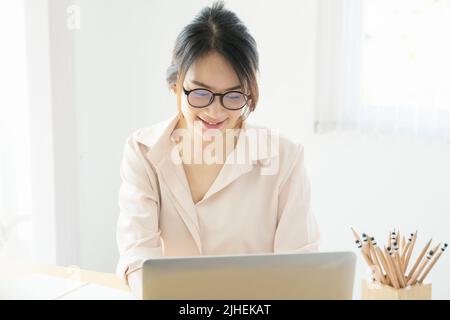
xmin=389 ymin=230 xmax=397 ymax=253
xmin=401 ymin=233 xmax=414 ymax=269
xmin=407 ymin=243 xmax=440 ymax=286
xmin=355 ymin=240 xmax=380 ymax=282
xmin=397 ymin=241 xmax=405 ymax=275
xmin=375 ymin=246 xmax=392 ymax=286
xmin=393 ymin=241 xmax=407 ymax=286
xmin=384 ymin=246 xmax=400 ymax=289
xmin=391 ymin=243 xmax=406 ymax=288
xmin=351 ymin=227 xmax=361 ymax=242
xmin=361 ymin=233 xmax=373 ymax=264
xmin=407 ymin=237 xmax=432 ymax=281
xmin=404 ymin=231 xmax=418 ymax=276
xmin=370 ymin=237 xmax=387 ymax=284
xmin=417 ymin=243 xmax=448 ymax=284
xmin=367 ymin=234 xmax=374 ymax=251
xmin=355 ymin=240 xmax=373 ymax=267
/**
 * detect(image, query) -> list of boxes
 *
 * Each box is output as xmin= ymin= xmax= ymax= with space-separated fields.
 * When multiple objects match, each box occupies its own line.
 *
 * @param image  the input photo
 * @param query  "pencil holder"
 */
xmin=361 ymin=279 xmax=432 ymax=300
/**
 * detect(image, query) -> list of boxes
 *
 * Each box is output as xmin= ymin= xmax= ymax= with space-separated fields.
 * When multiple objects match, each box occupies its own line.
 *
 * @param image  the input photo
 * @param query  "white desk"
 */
xmin=0 ymin=259 xmax=134 ymax=299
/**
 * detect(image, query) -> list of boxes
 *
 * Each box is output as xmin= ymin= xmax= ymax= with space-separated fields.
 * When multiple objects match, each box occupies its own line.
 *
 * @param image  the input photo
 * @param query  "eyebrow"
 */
xmin=190 ymin=80 xmax=241 ymax=91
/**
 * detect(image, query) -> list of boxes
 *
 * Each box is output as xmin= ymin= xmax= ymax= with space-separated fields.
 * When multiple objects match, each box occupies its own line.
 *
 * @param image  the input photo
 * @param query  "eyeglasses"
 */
xmin=183 ymin=87 xmax=251 ymax=110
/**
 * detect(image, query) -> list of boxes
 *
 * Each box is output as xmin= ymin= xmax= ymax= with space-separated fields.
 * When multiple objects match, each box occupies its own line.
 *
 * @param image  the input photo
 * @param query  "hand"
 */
xmin=127 ymin=268 xmax=143 ymax=299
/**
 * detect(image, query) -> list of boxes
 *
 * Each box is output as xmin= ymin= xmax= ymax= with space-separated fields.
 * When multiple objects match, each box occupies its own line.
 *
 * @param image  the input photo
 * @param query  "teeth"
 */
xmin=201 ymin=118 xmax=222 ymax=125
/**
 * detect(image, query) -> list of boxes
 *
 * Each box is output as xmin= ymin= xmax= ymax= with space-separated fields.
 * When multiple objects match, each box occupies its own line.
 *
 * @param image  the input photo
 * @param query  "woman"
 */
xmin=116 ymin=1 xmax=320 ymax=298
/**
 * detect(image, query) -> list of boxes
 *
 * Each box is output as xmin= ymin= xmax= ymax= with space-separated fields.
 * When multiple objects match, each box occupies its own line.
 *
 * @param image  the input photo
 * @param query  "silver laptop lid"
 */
xmin=142 ymin=251 xmax=356 ymax=300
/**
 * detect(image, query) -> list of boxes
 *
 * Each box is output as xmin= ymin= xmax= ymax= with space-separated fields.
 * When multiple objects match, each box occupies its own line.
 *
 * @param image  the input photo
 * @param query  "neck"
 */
xmin=174 ymin=116 xmax=242 ymax=164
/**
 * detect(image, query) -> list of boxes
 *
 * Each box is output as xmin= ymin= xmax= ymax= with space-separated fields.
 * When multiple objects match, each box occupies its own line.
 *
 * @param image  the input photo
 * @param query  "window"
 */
xmin=0 ymin=0 xmax=33 ymax=259
xmin=315 ymin=0 xmax=450 ymax=141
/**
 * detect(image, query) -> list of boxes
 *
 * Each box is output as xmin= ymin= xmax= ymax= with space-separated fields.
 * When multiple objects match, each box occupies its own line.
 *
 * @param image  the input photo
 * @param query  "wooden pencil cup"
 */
xmin=361 ymin=280 xmax=432 ymax=300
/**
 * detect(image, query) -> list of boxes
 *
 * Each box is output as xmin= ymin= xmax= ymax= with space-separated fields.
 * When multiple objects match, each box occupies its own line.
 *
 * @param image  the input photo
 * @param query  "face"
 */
xmin=175 ymin=51 xmax=247 ymax=137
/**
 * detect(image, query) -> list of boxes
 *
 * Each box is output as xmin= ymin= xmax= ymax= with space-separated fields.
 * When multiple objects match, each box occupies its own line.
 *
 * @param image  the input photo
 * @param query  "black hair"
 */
xmin=166 ymin=1 xmax=259 ymax=116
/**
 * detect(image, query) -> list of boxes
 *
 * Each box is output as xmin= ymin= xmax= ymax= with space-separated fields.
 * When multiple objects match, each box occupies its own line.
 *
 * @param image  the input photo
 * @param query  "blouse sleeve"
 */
xmin=274 ymin=144 xmax=321 ymax=253
xmin=115 ymin=133 xmax=163 ymax=285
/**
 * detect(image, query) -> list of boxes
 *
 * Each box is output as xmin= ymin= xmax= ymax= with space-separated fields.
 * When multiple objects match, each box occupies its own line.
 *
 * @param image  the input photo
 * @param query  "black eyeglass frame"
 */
xmin=183 ymin=87 xmax=251 ymax=110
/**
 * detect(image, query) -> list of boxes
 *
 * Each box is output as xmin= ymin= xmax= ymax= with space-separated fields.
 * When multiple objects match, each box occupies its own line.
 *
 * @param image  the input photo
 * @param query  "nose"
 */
xmin=205 ymin=96 xmax=224 ymax=116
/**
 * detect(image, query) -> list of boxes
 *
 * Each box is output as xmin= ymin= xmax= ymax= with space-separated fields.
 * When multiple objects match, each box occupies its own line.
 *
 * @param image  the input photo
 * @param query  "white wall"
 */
xmin=72 ymin=0 xmax=450 ymax=299
xmin=23 ymin=0 xmax=80 ymax=266
xmin=305 ymin=133 xmax=450 ymax=299
xmin=0 ymin=0 xmax=33 ymax=260
xmin=24 ymin=0 xmax=58 ymax=265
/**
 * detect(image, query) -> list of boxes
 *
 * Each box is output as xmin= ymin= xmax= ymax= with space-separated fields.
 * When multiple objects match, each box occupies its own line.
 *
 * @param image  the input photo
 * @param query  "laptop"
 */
xmin=142 ymin=251 xmax=356 ymax=300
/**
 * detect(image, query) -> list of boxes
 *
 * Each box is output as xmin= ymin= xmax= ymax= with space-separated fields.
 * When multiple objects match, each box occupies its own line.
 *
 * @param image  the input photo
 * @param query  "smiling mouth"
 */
xmin=197 ymin=116 xmax=226 ymax=126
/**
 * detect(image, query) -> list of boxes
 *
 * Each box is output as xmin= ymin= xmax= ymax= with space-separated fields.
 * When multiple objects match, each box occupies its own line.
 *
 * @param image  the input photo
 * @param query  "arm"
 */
xmin=274 ymin=144 xmax=320 ymax=253
xmin=116 ymin=134 xmax=163 ymax=298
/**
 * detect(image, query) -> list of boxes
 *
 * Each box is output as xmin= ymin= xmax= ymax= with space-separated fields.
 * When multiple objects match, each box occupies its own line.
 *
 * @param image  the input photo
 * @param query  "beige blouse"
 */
xmin=116 ymin=113 xmax=320 ymax=283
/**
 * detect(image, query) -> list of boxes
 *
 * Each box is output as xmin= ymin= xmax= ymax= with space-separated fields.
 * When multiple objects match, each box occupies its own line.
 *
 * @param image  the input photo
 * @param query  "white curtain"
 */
xmin=0 ymin=0 xmax=33 ymax=259
xmin=315 ymin=0 xmax=450 ymax=143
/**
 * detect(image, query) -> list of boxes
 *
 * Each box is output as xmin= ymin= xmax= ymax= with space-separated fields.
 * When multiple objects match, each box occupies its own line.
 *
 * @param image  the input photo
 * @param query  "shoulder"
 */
xmin=124 ymin=114 xmax=180 ymax=150
xmin=132 ymin=117 xmax=176 ymax=146
xmin=273 ymin=132 xmax=305 ymax=184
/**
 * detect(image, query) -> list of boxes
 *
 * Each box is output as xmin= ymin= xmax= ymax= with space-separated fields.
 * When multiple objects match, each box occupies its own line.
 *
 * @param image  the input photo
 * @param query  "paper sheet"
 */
xmin=56 ymin=283 xmax=136 ymax=300
xmin=0 ymin=273 xmax=135 ymax=300
xmin=0 ymin=274 xmax=87 ymax=300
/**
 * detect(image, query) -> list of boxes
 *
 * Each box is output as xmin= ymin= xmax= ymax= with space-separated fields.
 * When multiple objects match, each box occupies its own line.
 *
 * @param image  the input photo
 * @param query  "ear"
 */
xmin=170 ymin=84 xmax=177 ymax=94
